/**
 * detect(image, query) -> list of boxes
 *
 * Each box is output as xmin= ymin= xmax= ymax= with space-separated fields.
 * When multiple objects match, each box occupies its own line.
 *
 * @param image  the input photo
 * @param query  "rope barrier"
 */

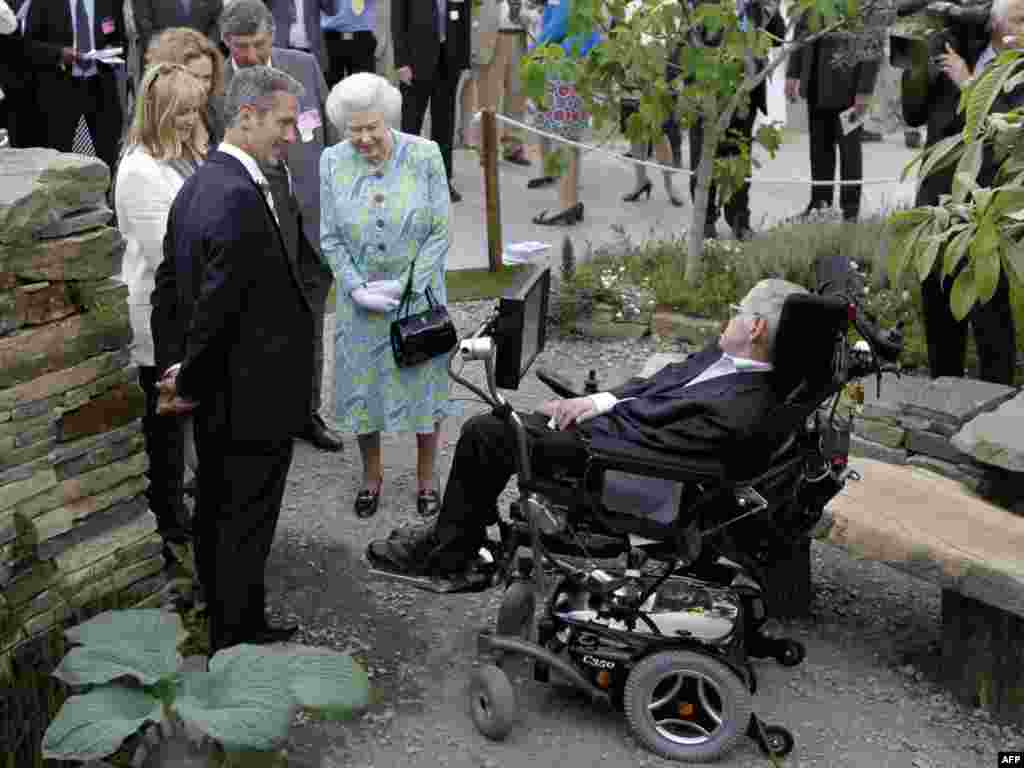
xmin=481 ymin=111 xmax=916 ymax=187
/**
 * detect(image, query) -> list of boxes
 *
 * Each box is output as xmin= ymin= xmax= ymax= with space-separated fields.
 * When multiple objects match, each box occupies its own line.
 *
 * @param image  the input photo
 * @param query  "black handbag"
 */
xmin=389 ymin=261 xmax=457 ymax=368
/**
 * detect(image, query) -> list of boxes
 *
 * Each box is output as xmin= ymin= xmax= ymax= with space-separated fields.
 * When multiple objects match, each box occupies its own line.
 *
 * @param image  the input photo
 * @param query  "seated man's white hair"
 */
xmin=326 ymin=73 xmax=402 ymax=133
xmin=992 ymin=0 xmax=1009 ymax=28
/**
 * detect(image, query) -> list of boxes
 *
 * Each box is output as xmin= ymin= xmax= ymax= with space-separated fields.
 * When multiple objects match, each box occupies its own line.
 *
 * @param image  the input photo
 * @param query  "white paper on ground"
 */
xmin=502 ymin=240 xmax=551 ymax=264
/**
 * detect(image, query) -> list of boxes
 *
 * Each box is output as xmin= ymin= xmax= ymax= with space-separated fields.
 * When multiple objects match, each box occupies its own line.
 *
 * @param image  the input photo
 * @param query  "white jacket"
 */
xmin=114 ymin=147 xmax=189 ymax=367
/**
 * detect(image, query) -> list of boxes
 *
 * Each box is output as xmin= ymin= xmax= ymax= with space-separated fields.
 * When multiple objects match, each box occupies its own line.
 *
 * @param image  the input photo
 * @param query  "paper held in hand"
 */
xmin=81 ymin=47 xmax=125 ymax=64
xmin=839 ymin=105 xmax=865 ymax=136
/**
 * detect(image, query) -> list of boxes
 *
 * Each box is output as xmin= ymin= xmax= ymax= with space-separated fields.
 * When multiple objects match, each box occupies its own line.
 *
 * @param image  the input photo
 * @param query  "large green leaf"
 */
xmin=952 ymin=140 xmax=984 ymax=202
xmin=56 ymin=610 xmax=184 ymax=686
xmin=282 ymin=647 xmax=370 ymax=717
xmin=991 ymin=187 xmax=1024 ymax=220
xmin=943 ymin=225 xmax=975 ymax=278
xmin=41 ymin=686 xmax=162 ymax=761
xmin=907 ymin=132 xmax=964 ymax=183
xmin=950 ymin=267 xmax=978 ymax=321
xmin=175 ymin=644 xmax=296 ymax=752
xmin=974 ymin=239 xmax=1002 ymax=303
xmin=1002 ymin=240 xmax=1024 ymax=285
xmin=915 ymin=234 xmax=945 ymax=281
xmin=886 ymin=216 xmax=931 ymax=281
xmin=965 ymin=54 xmax=1024 ymax=142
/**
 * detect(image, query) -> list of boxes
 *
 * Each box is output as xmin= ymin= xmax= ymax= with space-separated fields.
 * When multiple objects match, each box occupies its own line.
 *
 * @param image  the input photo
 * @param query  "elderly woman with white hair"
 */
xmin=321 ymin=72 xmax=459 ymax=520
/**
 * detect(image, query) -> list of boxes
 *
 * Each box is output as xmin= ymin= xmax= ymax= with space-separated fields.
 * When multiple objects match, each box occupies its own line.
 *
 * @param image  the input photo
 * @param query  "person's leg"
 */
xmin=722 ymin=109 xmax=756 ymax=236
xmin=558 ymin=147 xmax=580 ymax=211
xmin=400 ymin=79 xmax=431 ymax=137
xmin=43 ymin=77 xmax=81 ymax=154
xmin=653 ymin=135 xmax=681 ymax=205
xmin=85 ymin=74 xmax=124 ymax=176
xmin=503 ymin=32 xmax=529 ymax=159
xmin=357 ymin=431 xmax=383 ymax=491
xmin=415 ymin=425 xmax=440 ymax=493
xmin=354 ymin=30 xmax=377 ymax=74
xmin=323 ymin=31 xmax=344 ymax=87
xmin=920 ymin=270 xmax=968 ymax=378
xmin=429 ymin=48 xmax=458 ymax=183
xmin=807 ymin=107 xmax=837 ymax=210
xmin=971 ymin=271 xmax=1018 ymax=385
xmin=837 ymin=121 xmax=865 ymax=221
xmin=625 ymin=139 xmax=651 ymax=199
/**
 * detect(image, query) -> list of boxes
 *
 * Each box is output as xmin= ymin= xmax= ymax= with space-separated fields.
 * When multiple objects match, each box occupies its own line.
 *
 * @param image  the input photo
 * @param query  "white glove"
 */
xmin=364 ymin=279 xmax=404 ymax=300
xmin=352 ymin=286 xmax=400 ymax=313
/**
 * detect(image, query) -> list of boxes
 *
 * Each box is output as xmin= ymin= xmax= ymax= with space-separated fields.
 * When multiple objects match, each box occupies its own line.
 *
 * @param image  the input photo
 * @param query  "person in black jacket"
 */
xmin=904 ymin=0 xmax=1020 ymax=385
xmin=689 ymin=0 xmax=785 ymax=239
xmin=23 ymin=0 xmax=127 ymax=171
xmin=785 ymin=20 xmax=880 ymax=221
xmin=152 ymin=65 xmax=314 ymax=652
xmin=132 ymin=0 xmax=223 ymax=60
xmin=367 ymin=278 xmax=808 ymax=579
xmin=0 ymin=0 xmax=52 ymax=146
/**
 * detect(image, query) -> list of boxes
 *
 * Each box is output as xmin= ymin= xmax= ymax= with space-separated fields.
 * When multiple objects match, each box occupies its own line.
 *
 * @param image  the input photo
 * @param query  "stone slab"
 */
xmin=953 ymin=391 xmax=1024 ymax=473
xmin=0 ymin=227 xmax=125 ymax=282
xmin=57 ymin=380 xmax=144 ymax=443
xmin=906 ymin=429 xmax=969 ymax=465
xmin=861 ymin=402 xmax=902 ymax=424
xmin=639 ymin=353 xmax=688 ymax=379
xmin=862 ymin=374 xmax=1017 ymax=427
xmin=14 ymin=281 xmax=77 ymax=327
xmin=907 ymin=455 xmax=984 ymax=492
xmin=652 ymin=311 xmax=721 ymax=347
xmin=850 ymin=433 xmax=908 ymax=465
xmin=0 ymin=290 xmax=16 ymax=336
xmin=0 ymin=348 xmax=130 ymax=411
xmin=0 ymin=149 xmax=110 ymax=245
xmin=34 ymin=205 xmax=113 ymax=240
xmin=818 ymin=457 xmax=1024 ymax=618
xmin=856 ymin=419 xmax=906 ymax=448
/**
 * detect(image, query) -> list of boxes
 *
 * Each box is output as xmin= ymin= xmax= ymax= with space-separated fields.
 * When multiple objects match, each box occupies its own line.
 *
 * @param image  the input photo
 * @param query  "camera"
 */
xmin=890 ymin=0 xmax=991 ymax=69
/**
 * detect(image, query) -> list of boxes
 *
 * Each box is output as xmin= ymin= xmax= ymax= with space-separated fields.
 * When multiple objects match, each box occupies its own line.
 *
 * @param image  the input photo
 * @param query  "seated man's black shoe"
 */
xmin=366 ymin=524 xmax=493 ymax=591
xmin=299 ymin=413 xmax=344 ymax=452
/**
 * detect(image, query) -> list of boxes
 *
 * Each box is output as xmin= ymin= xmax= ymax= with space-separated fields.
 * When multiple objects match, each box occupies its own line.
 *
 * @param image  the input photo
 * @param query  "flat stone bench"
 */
xmin=639 ymin=354 xmax=1024 ymax=727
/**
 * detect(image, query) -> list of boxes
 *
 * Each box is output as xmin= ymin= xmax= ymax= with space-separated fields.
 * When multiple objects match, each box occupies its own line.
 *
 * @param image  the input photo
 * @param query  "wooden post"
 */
xmin=480 ymin=109 xmax=503 ymax=272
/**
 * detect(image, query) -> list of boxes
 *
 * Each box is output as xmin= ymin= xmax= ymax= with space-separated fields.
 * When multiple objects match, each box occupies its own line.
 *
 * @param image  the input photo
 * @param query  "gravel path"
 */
xmin=262 ymin=301 xmax=1023 ymax=768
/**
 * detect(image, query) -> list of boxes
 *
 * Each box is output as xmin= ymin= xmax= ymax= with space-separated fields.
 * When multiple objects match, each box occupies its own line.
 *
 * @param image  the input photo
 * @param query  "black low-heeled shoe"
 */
xmin=417 ymin=489 xmax=441 ymax=517
xmin=527 ymin=175 xmax=557 ymax=189
xmin=532 ymin=202 xmax=584 ymax=226
xmin=354 ymin=481 xmax=382 ymax=519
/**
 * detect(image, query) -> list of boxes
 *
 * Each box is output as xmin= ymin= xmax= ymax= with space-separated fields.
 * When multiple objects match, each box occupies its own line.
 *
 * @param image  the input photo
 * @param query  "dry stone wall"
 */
xmin=0 ymin=148 xmax=163 ymax=678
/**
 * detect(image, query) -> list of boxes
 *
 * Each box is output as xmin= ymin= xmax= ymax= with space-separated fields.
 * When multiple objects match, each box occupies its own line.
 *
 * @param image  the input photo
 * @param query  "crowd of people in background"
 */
xmin=0 ymin=0 xmax=1018 ymax=652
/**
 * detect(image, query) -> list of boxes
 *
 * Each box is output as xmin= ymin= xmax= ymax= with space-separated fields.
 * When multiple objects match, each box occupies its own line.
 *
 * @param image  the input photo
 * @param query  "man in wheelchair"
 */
xmin=367 ymin=278 xmax=810 ymax=580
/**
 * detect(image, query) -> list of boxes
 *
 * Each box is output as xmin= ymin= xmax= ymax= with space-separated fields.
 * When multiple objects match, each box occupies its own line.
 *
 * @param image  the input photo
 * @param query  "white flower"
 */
xmin=902 ymin=290 xmax=910 ymax=301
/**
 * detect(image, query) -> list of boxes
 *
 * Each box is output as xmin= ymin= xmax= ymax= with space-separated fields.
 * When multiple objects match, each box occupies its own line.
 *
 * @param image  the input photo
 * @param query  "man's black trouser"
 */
xmin=808 ymin=106 xmax=863 ymax=220
xmin=689 ymin=107 xmax=757 ymax=233
xmin=324 ymin=30 xmax=377 ymax=87
xmin=433 ymin=411 xmax=590 ymax=566
xmin=193 ymin=415 xmax=295 ymax=651
xmin=138 ymin=366 xmax=189 ymax=546
xmin=400 ymin=43 xmax=459 ymax=181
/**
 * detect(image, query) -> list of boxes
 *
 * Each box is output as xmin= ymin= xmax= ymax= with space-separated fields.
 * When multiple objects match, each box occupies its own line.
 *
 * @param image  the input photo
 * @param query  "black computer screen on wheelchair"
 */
xmin=492 ymin=264 xmax=551 ymax=390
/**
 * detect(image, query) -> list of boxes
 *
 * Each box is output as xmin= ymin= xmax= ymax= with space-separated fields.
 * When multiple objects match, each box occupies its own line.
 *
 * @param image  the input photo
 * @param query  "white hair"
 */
xmin=992 ymin=0 xmax=1010 ymax=28
xmin=325 ymin=73 xmax=402 ymax=134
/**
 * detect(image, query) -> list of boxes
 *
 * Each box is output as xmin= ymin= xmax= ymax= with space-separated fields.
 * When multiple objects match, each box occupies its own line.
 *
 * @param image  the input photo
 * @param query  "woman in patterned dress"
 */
xmin=321 ymin=72 xmax=460 ymax=520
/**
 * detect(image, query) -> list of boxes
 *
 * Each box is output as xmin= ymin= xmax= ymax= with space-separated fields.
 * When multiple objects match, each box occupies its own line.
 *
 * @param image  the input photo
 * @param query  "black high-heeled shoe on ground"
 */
xmin=623 ymin=180 xmax=652 ymax=202
xmin=532 ymin=202 xmax=584 ymax=226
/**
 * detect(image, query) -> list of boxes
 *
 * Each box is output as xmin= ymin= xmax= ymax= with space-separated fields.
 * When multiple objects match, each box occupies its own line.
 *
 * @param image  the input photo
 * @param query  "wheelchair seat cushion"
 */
xmin=601 ymin=470 xmax=682 ymax=526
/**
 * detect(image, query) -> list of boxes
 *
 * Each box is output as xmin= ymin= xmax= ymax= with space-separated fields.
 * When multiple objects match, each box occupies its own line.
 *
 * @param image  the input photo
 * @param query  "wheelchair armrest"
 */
xmin=536 ymin=367 xmax=582 ymax=399
xmin=586 ymin=443 xmax=726 ymax=485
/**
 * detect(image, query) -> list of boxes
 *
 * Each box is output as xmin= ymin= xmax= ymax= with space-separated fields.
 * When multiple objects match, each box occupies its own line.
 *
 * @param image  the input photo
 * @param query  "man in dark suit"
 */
xmin=688 ymin=0 xmax=785 ymax=239
xmin=133 ymin=0 xmax=223 ymax=59
xmin=0 ymin=0 xmax=56 ymax=147
xmin=785 ymin=21 xmax=880 ymax=221
xmin=23 ymin=0 xmax=126 ymax=171
xmin=903 ymin=3 xmax=1019 ymax=385
xmin=153 ymin=65 xmax=313 ymax=652
xmin=221 ymin=0 xmax=344 ymax=451
xmin=264 ymin=0 xmax=335 ymax=64
xmin=367 ymin=278 xmax=808 ymax=578
xmin=392 ymin=0 xmax=471 ymax=201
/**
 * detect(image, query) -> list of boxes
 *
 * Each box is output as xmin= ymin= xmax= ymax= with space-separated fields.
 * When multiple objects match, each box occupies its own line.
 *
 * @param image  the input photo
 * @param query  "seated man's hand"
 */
xmin=538 ymin=396 xmax=599 ymax=430
xmin=156 ymin=365 xmax=199 ymax=417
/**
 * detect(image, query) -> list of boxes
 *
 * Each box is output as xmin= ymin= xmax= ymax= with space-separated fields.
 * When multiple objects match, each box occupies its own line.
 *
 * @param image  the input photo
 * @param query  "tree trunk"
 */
xmin=685 ymin=117 xmax=721 ymax=285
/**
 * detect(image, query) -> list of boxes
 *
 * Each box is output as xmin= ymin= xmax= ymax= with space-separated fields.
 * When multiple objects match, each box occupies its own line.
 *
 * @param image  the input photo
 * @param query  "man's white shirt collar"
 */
xmin=218 ymin=142 xmax=269 ymax=188
xmin=230 ymin=56 xmax=273 ymax=73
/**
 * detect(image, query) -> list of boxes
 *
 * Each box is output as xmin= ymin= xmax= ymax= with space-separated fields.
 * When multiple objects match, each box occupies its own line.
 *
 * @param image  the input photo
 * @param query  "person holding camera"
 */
xmin=904 ymin=0 xmax=1020 ymax=385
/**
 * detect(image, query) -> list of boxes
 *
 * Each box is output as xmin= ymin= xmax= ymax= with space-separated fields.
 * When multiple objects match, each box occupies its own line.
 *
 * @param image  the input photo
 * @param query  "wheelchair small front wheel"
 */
xmin=757 ymin=724 xmax=795 ymax=757
xmin=469 ymin=664 xmax=518 ymax=741
xmin=777 ymin=639 xmax=805 ymax=667
xmin=624 ymin=651 xmax=752 ymax=763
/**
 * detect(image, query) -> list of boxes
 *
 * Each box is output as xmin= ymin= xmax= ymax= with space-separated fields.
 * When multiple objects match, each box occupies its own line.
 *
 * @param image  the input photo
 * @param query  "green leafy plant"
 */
xmin=40 ymin=609 xmax=370 ymax=763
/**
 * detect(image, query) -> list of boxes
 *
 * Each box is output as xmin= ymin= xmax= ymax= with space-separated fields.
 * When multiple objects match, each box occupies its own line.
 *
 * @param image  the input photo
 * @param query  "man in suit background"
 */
xmin=23 ymin=0 xmax=126 ymax=171
xmin=688 ymin=0 xmax=785 ymax=239
xmin=392 ymin=0 xmax=471 ymax=201
xmin=903 ymin=0 xmax=1019 ymax=385
xmin=133 ymin=0 xmax=222 ymax=60
xmin=785 ymin=22 xmax=880 ymax=221
xmin=221 ymin=0 xmax=344 ymax=451
xmin=367 ymin=278 xmax=808 ymax=578
xmin=0 ymin=0 xmax=55 ymax=147
xmin=264 ymin=0 xmax=334 ymax=65
xmin=154 ymin=65 xmax=313 ymax=652
xmin=320 ymin=0 xmax=377 ymax=87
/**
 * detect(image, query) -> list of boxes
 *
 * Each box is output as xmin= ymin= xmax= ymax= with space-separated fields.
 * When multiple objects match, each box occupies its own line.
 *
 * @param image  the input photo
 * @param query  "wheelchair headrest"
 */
xmin=771 ymin=292 xmax=850 ymax=402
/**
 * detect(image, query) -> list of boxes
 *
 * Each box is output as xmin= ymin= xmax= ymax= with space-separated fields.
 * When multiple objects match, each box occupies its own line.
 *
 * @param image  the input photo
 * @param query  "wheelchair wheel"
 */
xmin=496 ymin=582 xmax=535 ymax=638
xmin=623 ymin=651 xmax=752 ymax=763
xmin=469 ymin=664 xmax=518 ymax=741
xmin=776 ymin=639 xmax=805 ymax=667
xmin=757 ymin=724 xmax=795 ymax=757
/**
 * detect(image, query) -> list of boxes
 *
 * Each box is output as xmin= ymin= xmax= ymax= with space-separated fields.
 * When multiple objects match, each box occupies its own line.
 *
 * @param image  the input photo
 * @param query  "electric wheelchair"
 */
xmin=369 ymin=262 xmax=904 ymax=763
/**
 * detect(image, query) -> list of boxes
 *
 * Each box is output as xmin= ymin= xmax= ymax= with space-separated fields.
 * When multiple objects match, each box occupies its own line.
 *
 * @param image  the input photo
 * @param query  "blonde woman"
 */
xmin=145 ymin=27 xmax=227 ymax=144
xmin=115 ymin=63 xmax=206 ymax=564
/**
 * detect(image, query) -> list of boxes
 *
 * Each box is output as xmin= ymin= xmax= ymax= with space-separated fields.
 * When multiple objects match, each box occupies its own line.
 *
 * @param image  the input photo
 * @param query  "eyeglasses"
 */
xmin=728 ymin=303 xmax=763 ymax=319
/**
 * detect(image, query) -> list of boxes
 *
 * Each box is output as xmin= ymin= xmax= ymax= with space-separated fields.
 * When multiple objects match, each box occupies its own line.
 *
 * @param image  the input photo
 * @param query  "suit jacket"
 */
xmin=266 ymin=0 xmax=335 ymax=63
xmin=24 ymin=0 xmax=126 ymax=73
xmin=582 ymin=343 xmax=781 ymax=479
xmin=785 ymin=17 xmax=879 ymax=112
xmin=222 ymin=47 xmax=337 ymax=258
xmin=133 ymin=0 xmax=222 ymax=58
xmin=152 ymin=150 xmax=314 ymax=444
xmin=391 ymin=0 xmax=470 ymax=83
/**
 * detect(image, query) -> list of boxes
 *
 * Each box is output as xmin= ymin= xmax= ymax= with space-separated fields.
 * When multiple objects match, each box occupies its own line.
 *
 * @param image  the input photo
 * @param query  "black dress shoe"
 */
xmin=300 ymin=414 xmax=344 ymax=452
xmin=449 ymin=184 xmax=462 ymax=203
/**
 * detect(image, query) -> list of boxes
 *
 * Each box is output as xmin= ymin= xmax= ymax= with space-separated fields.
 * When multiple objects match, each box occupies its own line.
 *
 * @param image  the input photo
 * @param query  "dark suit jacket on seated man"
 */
xmin=152 ymin=65 xmax=314 ymax=652
xmin=367 ymin=278 xmax=809 ymax=579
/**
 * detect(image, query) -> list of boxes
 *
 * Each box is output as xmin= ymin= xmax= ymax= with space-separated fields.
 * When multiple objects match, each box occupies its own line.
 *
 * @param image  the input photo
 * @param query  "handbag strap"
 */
xmin=396 ymin=256 xmax=440 ymax=318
